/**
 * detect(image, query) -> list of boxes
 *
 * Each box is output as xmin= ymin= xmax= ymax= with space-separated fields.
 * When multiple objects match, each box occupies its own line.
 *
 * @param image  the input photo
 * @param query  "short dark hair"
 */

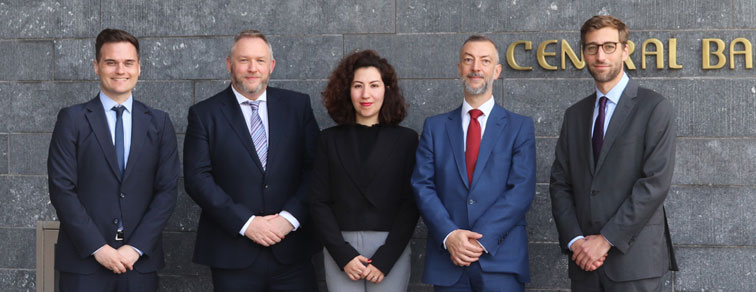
xmin=462 ymin=35 xmax=500 ymax=63
xmin=580 ymin=15 xmax=629 ymax=46
xmin=322 ymin=50 xmax=408 ymax=126
xmin=95 ymin=29 xmax=139 ymax=61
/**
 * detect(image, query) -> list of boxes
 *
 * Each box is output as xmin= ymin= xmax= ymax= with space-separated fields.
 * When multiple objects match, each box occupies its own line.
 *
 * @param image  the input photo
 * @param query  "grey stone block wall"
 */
xmin=1 ymin=1 xmax=754 ymax=291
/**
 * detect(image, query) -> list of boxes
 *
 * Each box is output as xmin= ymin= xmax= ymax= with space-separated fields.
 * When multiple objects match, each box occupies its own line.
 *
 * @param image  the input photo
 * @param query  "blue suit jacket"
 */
xmin=48 ymin=96 xmax=179 ymax=274
xmin=411 ymin=103 xmax=536 ymax=285
xmin=183 ymin=86 xmax=320 ymax=268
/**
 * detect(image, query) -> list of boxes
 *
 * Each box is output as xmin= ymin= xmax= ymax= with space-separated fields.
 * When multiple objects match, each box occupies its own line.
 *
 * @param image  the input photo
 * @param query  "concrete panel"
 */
xmin=7 ymin=82 xmax=97 ymax=132
xmin=0 ymin=41 xmax=53 ymax=81
xmin=0 ymin=228 xmax=35 ymax=269
xmin=0 ymin=176 xmax=55 ymax=228
xmin=674 ymin=138 xmax=756 ymax=185
xmin=675 ymin=247 xmax=756 ymax=291
xmin=0 ymin=0 xmax=98 ymax=38
xmin=9 ymin=134 xmax=50 ymax=175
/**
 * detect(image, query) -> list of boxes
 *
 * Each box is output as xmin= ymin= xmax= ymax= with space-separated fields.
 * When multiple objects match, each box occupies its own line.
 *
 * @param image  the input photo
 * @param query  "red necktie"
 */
xmin=466 ymin=109 xmax=483 ymax=185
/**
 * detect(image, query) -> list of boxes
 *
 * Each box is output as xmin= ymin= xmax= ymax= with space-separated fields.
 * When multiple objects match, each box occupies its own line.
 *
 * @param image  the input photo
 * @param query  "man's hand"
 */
xmin=117 ymin=245 xmax=141 ymax=271
xmin=446 ymin=229 xmax=484 ymax=267
xmin=244 ymin=216 xmax=284 ymax=246
xmin=263 ymin=214 xmax=294 ymax=238
xmin=362 ymin=264 xmax=385 ymax=284
xmin=94 ymin=244 xmax=127 ymax=274
xmin=571 ymin=235 xmax=611 ymax=271
xmin=344 ymin=255 xmax=370 ymax=281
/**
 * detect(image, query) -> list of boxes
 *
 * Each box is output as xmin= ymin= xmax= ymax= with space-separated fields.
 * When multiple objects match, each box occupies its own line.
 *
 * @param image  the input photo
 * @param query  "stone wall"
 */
xmin=1 ymin=1 xmax=754 ymax=291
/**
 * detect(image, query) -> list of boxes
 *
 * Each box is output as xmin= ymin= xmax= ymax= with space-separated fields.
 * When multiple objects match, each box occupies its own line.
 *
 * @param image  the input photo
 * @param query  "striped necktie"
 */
xmin=245 ymin=100 xmax=268 ymax=170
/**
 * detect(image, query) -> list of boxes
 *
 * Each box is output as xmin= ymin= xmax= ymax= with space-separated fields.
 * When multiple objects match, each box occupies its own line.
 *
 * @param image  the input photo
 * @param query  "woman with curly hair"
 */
xmin=309 ymin=50 xmax=419 ymax=291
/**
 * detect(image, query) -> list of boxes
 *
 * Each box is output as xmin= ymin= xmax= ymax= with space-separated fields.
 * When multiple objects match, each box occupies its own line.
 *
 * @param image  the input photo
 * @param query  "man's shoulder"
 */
xmin=267 ymin=86 xmax=308 ymax=99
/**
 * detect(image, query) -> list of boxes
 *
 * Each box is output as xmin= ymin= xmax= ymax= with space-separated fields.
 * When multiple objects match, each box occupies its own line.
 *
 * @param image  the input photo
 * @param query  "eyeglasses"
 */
xmin=583 ymin=42 xmax=621 ymax=55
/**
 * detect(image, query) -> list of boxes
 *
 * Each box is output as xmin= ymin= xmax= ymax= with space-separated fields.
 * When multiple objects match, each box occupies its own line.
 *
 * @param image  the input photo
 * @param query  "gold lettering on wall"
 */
xmin=537 ymin=40 xmax=558 ymax=70
xmin=668 ymin=38 xmax=682 ymax=69
xmin=702 ymin=38 xmax=726 ymax=69
xmin=561 ymin=39 xmax=585 ymax=69
xmin=729 ymin=37 xmax=753 ymax=69
xmin=624 ymin=40 xmax=636 ymax=70
xmin=642 ymin=38 xmax=664 ymax=69
xmin=506 ymin=41 xmax=533 ymax=70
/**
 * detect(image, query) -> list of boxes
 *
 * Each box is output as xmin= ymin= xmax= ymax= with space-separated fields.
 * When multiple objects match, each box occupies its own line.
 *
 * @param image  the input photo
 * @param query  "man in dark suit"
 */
xmin=550 ymin=15 xmax=678 ymax=291
xmin=183 ymin=30 xmax=320 ymax=291
xmin=411 ymin=35 xmax=536 ymax=291
xmin=48 ymin=29 xmax=179 ymax=292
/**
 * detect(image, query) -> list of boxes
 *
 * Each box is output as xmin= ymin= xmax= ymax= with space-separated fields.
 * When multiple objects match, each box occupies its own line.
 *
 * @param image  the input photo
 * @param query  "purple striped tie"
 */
xmin=245 ymin=101 xmax=267 ymax=170
xmin=592 ymin=96 xmax=608 ymax=166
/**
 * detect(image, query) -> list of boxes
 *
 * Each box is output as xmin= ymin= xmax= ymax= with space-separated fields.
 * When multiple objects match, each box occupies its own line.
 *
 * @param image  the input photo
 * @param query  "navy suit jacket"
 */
xmin=48 ymin=96 xmax=179 ymax=274
xmin=184 ymin=86 xmax=320 ymax=269
xmin=411 ymin=103 xmax=536 ymax=285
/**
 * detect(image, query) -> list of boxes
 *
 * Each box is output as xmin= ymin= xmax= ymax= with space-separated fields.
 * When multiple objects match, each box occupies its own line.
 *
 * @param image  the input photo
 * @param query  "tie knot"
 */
xmin=469 ymin=109 xmax=483 ymax=120
xmin=245 ymin=100 xmax=261 ymax=110
xmin=112 ymin=105 xmax=125 ymax=116
xmin=599 ymin=96 xmax=608 ymax=107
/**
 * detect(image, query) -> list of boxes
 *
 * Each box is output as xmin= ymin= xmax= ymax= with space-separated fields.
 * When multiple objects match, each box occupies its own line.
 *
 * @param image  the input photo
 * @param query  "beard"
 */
xmin=230 ymin=63 xmax=268 ymax=96
xmin=587 ymin=61 xmax=622 ymax=83
xmin=462 ymin=73 xmax=494 ymax=95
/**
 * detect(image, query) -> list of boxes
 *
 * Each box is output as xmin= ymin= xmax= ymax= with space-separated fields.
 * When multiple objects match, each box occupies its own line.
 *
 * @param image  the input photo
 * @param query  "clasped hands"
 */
xmin=94 ymin=244 xmax=140 ymax=274
xmin=244 ymin=214 xmax=294 ymax=247
xmin=344 ymin=255 xmax=385 ymax=283
xmin=571 ymin=235 xmax=610 ymax=271
xmin=447 ymin=229 xmax=484 ymax=267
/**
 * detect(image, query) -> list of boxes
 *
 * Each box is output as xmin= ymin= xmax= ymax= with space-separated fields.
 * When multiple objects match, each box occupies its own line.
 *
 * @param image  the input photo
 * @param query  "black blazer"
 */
xmin=550 ymin=79 xmax=678 ymax=281
xmin=48 ymin=97 xmax=179 ymax=274
xmin=309 ymin=124 xmax=419 ymax=275
xmin=184 ymin=86 xmax=320 ymax=269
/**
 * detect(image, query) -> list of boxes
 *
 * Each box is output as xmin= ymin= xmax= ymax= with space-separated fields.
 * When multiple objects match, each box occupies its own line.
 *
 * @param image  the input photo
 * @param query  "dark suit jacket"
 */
xmin=48 ymin=96 xmax=179 ymax=274
xmin=412 ymin=104 xmax=536 ymax=285
xmin=184 ymin=86 xmax=320 ymax=269
xmin=550 ymin=78 xmax=678 ymax=282
xmin=309 ymin=124 xmax=419 ymax=275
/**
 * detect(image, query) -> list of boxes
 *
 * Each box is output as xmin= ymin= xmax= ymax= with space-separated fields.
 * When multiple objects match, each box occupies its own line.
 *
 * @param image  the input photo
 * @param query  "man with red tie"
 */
xmin=411 ymin=35 xmax=536 ymax=291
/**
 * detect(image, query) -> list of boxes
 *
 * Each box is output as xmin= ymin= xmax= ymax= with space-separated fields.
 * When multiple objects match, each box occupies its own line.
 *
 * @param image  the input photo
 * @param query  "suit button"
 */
xmin=264 ymin=185 xmax=269 ymax=189
xmin=468 ymin=199 xmax=476 ymax=205
xmin=113 ymin=218 xmax=119 ymax=225
xmin=120 ymin=193 xmax=125 ymax=198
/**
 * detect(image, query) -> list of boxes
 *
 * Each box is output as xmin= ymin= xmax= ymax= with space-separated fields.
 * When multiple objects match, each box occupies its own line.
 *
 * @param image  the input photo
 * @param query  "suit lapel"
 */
xmin=334 ymin=126 xmax=395 ymax=206
xmin=595 ymin=79 xmax=639 ymax=173
xmin=122 ymin=101 xmax=151 ymax=181
xmin=584 ymin=93 xmax=598 ymax=175
xmin=445 ymin=107 xmax=469 ymax=189
xmin=266 ymin=89 xmax=284 ymax=174
xmin=470 ymin=105 xmax=507 ymax=189
xmin=84 ymin=97 xmax=122 ymax=181
xmin=218 ymin=86 xmax=264 ymax=172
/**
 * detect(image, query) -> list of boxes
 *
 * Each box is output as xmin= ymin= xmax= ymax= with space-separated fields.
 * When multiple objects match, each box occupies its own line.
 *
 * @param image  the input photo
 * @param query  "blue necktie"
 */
xmin=245 ymin=101 xmax=268 ymax=170
xmin=113 ymin=105 xmax=126 ymax=176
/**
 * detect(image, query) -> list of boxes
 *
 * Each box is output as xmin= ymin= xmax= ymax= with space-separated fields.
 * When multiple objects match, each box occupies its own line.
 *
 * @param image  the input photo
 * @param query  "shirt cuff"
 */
xmin=476 ymin=240 xmax=489 ymax=254
xmin=601 ymin=234 xmax=614 ymax=247
xmin=130 ymin=245 xmax=143 ymax=256
xmin=442 ymin=232 xmax=452 ymax=250
xmin=239 ymin=215 xmax=256 ymax=236
xmin=568 ymin=235 xmax=585 ymax=251
xmin=91 ymin=246 xmax=103 ymax=256
xmin=278 ymin=211 xmax=300 ymax=231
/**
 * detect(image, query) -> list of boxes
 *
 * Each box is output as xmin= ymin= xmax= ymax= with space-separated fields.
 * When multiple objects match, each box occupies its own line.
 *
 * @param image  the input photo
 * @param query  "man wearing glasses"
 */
xmin=550 ymin=15 xmax=678 ymax=291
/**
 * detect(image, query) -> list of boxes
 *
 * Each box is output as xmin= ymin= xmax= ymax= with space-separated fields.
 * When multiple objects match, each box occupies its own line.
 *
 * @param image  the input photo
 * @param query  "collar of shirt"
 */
xmin=461 ymin=96 xmax=495 ymax=151
xmin=593 ymin=72 xmax=629 ymax=110
xmin=99 ymin=92 xmax=133 ymax=113
xmin=232 ymin=85 xmax=270 ymax=139
xmin=591 ymin=72 xmax=629 ymax=136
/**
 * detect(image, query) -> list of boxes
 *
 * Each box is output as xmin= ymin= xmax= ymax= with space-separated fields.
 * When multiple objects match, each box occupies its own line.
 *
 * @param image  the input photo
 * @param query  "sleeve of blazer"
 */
xmin=309 ymin=132 xmax=360 ymax=269
xmin=412 ymin=119 xmax=460 ymax=247
xmin=183 ymin=105 xmax=255 ymax=235
xmin=281 ymin=96 xmax=319 ymax=222
xmin=128 ymin=112 xmax=179 ymax=256
xmin=550 ymin=109 xmax=586 ymax=252
xmin=600 ymin=98 xmax=676 ymax=254
xmin=48 ymin=107 xmax=107 ymax=258
xmin=471 ymin=117 xmax=536 ymax=256
xmin=371 ymin=133 xmax=420 ymax=275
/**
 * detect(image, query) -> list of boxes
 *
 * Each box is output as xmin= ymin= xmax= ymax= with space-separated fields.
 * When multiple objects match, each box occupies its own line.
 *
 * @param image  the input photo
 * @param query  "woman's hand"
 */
xmin=344 ymin=255 xmax=371 ymax=281
xmin=362 ymin=264 xmax=385 ymax=283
